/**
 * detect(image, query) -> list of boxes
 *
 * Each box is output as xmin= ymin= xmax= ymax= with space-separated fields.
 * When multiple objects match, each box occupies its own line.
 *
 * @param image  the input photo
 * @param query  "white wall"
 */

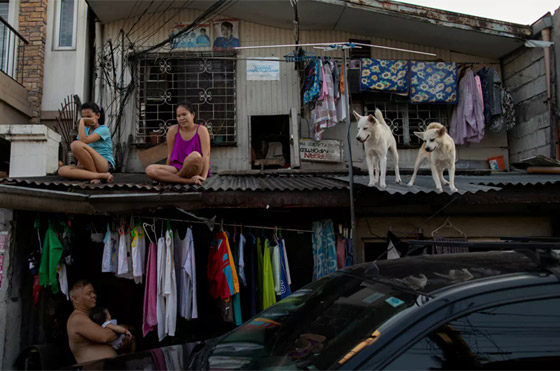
xmin=42 ymin=0 xmax=90 ymax=111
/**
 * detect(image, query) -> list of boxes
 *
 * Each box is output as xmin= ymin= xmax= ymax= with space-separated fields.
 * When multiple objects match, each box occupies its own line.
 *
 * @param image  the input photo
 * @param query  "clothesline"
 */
xmin=133 ymin=215 xmax=314 ymax=234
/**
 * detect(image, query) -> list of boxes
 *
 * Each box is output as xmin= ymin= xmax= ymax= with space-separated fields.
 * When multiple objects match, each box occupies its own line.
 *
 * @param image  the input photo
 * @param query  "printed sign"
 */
xmin=212 ymin=19 xmax=240 ymax=50
xmin=299 ymin=138 xmax=343 ymax=163
xmin=170 ymin=23 xmax=212 ymax=49
xmin=247 ymin=57 xmax=280 ymax=81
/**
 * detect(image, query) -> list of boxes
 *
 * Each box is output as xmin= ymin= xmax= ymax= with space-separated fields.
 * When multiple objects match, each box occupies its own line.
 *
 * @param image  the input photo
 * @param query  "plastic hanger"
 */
xmin=142 ymin=219 xmax=156 ymax=244
xmin=431 ymin=217 xmax=467 ymax=238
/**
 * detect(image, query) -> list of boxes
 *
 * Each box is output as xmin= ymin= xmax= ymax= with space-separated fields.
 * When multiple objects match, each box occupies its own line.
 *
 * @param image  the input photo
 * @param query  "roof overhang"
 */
xmin=87 ymin=0 xmax=532 ymax=59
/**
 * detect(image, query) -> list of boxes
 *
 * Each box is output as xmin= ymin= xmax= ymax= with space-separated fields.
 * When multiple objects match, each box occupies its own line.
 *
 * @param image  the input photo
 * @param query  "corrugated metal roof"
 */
xmin=0 ymin=173 xmax=349 ymax=193
xmin=1 ymin=172 xmax=559 ymax=195
xmin=338 ymin=173 xmax=560 ymax=195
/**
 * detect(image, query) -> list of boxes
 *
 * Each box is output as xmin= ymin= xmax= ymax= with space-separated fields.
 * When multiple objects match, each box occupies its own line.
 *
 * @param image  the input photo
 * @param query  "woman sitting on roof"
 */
xmin=146 ymin=101 xmax=210 ymax=185
xmin=58 ymin=102 xmax=115 ymax=184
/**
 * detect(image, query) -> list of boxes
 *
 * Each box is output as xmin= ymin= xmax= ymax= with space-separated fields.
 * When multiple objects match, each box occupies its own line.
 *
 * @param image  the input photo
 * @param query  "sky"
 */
xmin=394 ymin=0 xmax=560 ymax=25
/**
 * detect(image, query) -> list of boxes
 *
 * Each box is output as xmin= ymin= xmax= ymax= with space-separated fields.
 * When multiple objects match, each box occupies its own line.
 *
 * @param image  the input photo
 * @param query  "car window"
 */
xmin=386 ymin=297 xmax=560 ymax=370
xmin=207 ymin=272 xmax=420 ymax=369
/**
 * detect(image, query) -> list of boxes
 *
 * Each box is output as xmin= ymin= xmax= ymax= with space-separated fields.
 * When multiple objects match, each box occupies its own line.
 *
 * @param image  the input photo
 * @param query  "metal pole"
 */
xmin=342 ymin=48 xmax=357 ymax=256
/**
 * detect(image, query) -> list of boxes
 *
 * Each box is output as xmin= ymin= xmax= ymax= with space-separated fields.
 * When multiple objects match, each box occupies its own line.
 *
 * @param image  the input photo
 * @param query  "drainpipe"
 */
xmin=542 ymin=27 xmax=559 ymax=160
xmin=94 ymin=20 xmax=103 ymax=106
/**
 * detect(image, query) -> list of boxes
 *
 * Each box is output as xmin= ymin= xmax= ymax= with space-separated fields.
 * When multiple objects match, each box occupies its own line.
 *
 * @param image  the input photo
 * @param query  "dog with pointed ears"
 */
xmin=354 ymin=109 xmax=401 ymax=189
xmin=408 ymin=122 xmax=458 ymax=193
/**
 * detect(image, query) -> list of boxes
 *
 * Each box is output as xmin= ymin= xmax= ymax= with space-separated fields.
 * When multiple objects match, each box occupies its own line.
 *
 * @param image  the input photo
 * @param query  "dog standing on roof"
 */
xmin=354 ymin=109 xmax=402 ymax=189
xmin=408 ymin=122 xmax=458 ymax=193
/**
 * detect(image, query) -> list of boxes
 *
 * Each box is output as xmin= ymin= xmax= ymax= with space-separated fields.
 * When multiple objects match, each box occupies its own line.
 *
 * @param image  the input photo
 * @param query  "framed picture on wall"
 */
xmin=212 ymin=19 xmax=239 ymax=50
xmin=170 ymin=23 xmax=212 ymax=49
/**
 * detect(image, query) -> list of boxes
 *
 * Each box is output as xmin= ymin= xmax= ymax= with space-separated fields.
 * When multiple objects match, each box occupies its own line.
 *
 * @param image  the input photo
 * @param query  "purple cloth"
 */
xmin=143 ymin=242 xmax=158 ymax=337
xmin=169 ymin=125 xmax=210 ymax=176
xmin=450 ymin=69 xmax=485 ymax=145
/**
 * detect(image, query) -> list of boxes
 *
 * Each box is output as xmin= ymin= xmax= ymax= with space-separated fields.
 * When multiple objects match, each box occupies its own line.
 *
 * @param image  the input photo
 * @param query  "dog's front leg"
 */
xmin=408 ymin=152 xmax=424 ymax=187
xmin=430 ymin=162 xmax=443 ymax=192
xmin=379 ymin=155 xmax=388 ymax=189
xmin=439 ymin=169 xmax=449 ymax=186
xmin=448 ymin=165 xmax=458 ymax=193
xmin=366 ymin=154 xmax=377 ymax=187
xmin=374 ymin=159 xmax=379 ymax=184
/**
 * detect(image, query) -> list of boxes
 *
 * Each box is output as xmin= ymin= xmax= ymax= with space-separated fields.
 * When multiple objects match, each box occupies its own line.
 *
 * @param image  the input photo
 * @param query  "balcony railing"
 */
xmin=0 ymin=15 xmax=28 ymax=84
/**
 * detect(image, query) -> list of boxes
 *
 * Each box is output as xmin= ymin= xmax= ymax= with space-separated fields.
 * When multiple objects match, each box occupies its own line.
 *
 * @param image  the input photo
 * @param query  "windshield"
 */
xmin=208 ymin=271 xmax=418 ymax=369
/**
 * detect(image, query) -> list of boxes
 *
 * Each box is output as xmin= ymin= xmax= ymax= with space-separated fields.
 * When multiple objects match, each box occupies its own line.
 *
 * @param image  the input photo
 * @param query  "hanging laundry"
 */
xmin=303 ymin=59 xmax=323 ymax=105
xmin=311 ymin=60 xmax=338 ymax=141
xmin=247 ymin=233 xmax=258 ymax=318
xmin=487 ymin=67 xmax=503 ymax=117
xmin=237 ymin=233 xmax=247 ymax=286
xmin=450 ymin=69 xmax=485 ymax=145
xmin=38 ymin=225 xmax=64 ymax=294
xmin=280 ymin=237 xmax=292 ymax=286
xmin=270 ymin=242 xmax=281 ymax=295
xmin=164 ymin=229 xmax=177 ymax=337
xmin=224 ymin=232 xmax=242 ymax=326
xmin=476 ymin=67 xmax=492 ymax=124
xmin=57 ymin=263 xmax=69 ymax=300
xmin=360 ymin=58 xmax=409 ymax=93
xmin=256 ymin=236 xmax=264 ymax=311
xmin=32 ymin=275 xmax=41 ymax=305
xmin=143 ymin=241 xmax=158 ymax=337
xmin=312 ymin=220 xmax=338 ymax=280
xmin=101 ymin=223 xmax=117 ymax=273
xmin=116 ymin=225 xmax=133 ymax=280
xmin=345 ymin=237 xmax=355 ymax=267
xmin=208 ymin=231 xmax=238 ymax=300
xmin=156 ymin=236 xmax=167 ymax=341
xmin=262 ymin=239 xmax=277 ymax=310
xmin=277 ymin=238 xmax=291 ymax=299
xmin=131 ymin=224 xmax=146 ymax=284
xmin=410 ymin=61 xmax=458 ymax=104
xmin=336 ymin=235 xmax=346 ymax=269
xmin=174 ymin=228 xmax=198 ymax=320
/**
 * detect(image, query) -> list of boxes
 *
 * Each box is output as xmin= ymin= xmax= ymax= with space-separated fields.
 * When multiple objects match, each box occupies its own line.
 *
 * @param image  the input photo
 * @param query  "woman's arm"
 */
xmin=77 ymin=118 xmax=102 ymax=144
xmin=198 ymin=125 xmax=211 ymax=179
xmin=165 ymin=125 xmax=178 ymax=166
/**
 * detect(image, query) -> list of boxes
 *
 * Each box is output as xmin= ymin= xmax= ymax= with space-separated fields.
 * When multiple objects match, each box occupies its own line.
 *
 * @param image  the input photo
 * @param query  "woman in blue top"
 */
xmin=58 ymin=102 xmax=115 ymax=183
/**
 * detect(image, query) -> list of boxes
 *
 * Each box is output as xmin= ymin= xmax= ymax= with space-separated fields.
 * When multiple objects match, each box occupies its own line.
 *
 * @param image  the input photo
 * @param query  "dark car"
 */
xmin=72 ymin=248 xmax=560 ymax=370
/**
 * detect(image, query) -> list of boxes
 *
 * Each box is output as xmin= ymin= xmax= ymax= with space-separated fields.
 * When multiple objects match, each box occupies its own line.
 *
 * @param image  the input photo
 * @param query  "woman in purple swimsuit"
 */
xmin=146 ymin=101 xmax=210 ymax=184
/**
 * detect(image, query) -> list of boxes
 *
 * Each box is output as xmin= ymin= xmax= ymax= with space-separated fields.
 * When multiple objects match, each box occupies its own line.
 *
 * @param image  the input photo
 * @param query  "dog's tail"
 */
xmin=375 ymin=108 xmax=390 ymax=128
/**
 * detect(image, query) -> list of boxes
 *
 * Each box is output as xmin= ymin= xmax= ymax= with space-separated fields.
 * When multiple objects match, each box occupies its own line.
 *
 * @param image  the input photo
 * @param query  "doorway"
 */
xmin=250 ymin=115 xmax=290 ymax=170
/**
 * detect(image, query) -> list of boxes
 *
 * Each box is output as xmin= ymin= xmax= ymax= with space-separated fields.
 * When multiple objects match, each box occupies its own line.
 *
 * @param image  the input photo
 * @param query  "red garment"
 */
xmin=32 ymin=275 xmax=41 ymax=305
xmin=207 ymin=233 xmax=234 ymax=299
xmin=336 ymin=236 xmax=346 ymax=269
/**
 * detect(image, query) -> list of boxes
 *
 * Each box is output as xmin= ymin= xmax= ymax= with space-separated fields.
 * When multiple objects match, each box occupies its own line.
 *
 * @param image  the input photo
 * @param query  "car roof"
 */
xmin=340 ymin=251 xmax=543 ymax=294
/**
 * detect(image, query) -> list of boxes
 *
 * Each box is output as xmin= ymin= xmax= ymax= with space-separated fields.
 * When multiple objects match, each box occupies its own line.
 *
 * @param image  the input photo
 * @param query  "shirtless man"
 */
xmin=67 ymin=280 xmax=132 ymax=364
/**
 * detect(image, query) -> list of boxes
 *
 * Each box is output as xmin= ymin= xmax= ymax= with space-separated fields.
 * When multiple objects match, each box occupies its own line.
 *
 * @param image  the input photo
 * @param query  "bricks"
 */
xmin=18 ymin=0 xmax=48 ymax=124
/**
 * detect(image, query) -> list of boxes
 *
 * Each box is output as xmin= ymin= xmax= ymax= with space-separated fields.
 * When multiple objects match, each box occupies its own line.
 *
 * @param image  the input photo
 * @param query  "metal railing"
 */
xmin=0 ymin=15 xmax=28 ymax=84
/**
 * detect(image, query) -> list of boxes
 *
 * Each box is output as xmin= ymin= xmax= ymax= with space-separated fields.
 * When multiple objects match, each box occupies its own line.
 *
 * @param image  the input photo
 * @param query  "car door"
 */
xmin=358 ymin=281 xmax=560 ymax=370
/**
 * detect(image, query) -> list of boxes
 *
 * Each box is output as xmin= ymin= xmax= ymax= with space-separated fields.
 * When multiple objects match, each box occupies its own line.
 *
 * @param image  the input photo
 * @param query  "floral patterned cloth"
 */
xmin=360 ymin=59 xmax=409 ymax=93
xmin=410 ymin=62 xmax=458 ymax=104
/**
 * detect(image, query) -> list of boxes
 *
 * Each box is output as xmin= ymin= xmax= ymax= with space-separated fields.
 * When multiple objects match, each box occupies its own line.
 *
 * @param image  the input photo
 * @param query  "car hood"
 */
xmin=66 ymin=341 xmax=207 ymax=370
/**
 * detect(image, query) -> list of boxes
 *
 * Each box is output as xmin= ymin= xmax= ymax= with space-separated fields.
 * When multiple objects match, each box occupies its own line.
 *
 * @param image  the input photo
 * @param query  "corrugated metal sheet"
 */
xmin=3 ymin=173 xmax=559 ymax=195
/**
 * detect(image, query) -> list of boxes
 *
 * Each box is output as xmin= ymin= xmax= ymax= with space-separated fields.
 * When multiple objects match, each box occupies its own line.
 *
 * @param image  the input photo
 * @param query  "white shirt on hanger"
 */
xmin=156 ymin=236 xmax=166 ymax=341
xmin=164 ymin=229 xmax=177 ymax=337
xmin=131 ymin=226 xmax=146 ymax=284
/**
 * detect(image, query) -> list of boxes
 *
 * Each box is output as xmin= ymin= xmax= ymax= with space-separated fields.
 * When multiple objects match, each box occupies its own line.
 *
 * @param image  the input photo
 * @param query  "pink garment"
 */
xmin=143 ymin=241 xmax=158 ymax=337
xmin=319 ymin=61 xmax=328 ymax=100
xmin=450 ymin=69 xmax=485 ymax=145
xmin=336 ymin=236 xmax=345 ymax=269
xmin=169 ymin=125 xmax=210 ymax=177
xmin=475 ymin=75 xmax=484 ymax=114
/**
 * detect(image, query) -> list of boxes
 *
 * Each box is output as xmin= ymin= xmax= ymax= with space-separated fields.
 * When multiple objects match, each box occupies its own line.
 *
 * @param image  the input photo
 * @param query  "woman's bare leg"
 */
xmin=145 ymin=164 xmax=194 ymax=184
xmin=58 ymin=164 xmax=113 ymax=182
xmin=58 ymin=141 xmax=113 ymax=182
xmin=178 ymin=152 xmax=204 ymax=178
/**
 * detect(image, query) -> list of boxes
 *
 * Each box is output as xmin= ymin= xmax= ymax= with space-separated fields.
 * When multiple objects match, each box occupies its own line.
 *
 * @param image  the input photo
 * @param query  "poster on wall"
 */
xmin=170 ymin=23 xmax=212 ymax=49
xmin=212 ymin=19 xmax=239 ymax=50
xmin=247 ymin=57 xmax=280 ymax=81
xmin=299 ymin=138 xmax=343 ymax=162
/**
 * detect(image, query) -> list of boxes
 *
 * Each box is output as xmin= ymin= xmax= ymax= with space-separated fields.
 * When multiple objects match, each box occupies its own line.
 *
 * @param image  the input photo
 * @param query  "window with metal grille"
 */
xmin=364 ymin=95 xmax=450 ymax=148
xmin=136 ymin=52 xmax=236 ymax=146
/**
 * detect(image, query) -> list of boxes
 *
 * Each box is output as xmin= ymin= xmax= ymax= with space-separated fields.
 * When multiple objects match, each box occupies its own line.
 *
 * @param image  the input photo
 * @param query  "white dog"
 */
xmin=408 ymin=122 xmax=458 ymax=193
xmin=354 ymin=109 xmax=401 ymax=189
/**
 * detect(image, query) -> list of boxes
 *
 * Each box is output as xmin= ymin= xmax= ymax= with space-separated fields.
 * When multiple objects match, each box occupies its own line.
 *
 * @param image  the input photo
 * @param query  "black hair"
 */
xmin=221 ymin=21 xmax=233 ymax=31
xmin=176 ymin=101 xmax=196 ymax=114
xmin=89 ymin=306 xmax=108 ymax=325
xmin=81 ymin=102 xmax=105 ymax=125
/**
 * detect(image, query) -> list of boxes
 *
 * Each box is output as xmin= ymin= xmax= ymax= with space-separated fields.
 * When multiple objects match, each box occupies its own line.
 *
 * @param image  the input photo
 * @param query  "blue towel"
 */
xmin=360 ymin=58 xmax=409 ymax=93
xmin=410 ymin=62 xmax=458 ymax=104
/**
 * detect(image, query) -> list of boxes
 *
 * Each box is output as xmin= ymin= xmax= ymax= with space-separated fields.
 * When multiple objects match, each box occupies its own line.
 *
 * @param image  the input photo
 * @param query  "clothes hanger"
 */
xmin=142 ymin=220 xmax=155 ymax=244
xmin=431 ymin=217 xmax=467 ymax=238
